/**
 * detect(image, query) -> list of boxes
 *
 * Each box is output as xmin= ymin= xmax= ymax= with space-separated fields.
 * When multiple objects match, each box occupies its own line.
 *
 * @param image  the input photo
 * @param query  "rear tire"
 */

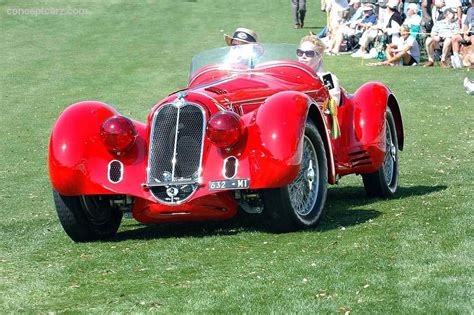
xmin=263 ymin=120 xmax=328 ymax=232
xmin=362 ymin=108 xmax=399 ymax=197
xmin=53 ymin=190 xmax=123 ymax=242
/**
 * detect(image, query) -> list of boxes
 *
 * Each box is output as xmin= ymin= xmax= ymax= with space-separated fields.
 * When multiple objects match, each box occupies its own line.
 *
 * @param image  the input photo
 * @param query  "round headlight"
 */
xmin=206 ymin=111 xmax=244 ymax=148
xmin=100 ymin=116 xmax=138 ymax=155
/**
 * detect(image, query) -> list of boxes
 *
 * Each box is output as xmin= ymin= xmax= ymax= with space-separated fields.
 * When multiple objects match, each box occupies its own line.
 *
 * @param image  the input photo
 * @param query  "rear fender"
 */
xmin=334 ymin=82 xmax=403 ymax=175
xmin=387 ymin=94 xmax=404 ymax=150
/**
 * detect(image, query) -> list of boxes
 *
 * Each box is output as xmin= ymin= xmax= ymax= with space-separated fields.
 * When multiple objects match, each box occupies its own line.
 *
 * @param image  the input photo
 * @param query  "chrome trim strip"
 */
xmin=145 ymin=180 xmax=198 ymax=187
xmin=171 ymin=104 xmax=181 ymax=180
xmin=193 ymin=91 xmax=226 ymax=111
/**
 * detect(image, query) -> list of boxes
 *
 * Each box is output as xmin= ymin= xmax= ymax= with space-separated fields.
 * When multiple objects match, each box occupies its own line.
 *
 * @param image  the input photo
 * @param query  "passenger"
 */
xmin=297 ymin=34 xmax=342 ymax=105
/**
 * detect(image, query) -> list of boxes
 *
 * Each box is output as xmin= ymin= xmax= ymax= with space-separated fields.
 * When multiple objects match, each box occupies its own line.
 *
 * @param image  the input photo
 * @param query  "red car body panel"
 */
xmin=49 ymin=60 xmax=403 ymax=223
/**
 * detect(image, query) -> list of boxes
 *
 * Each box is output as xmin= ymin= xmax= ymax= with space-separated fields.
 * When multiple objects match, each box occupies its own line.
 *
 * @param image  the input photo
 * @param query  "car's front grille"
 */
xmin=147 ymin=102 xmax=206 ymax=204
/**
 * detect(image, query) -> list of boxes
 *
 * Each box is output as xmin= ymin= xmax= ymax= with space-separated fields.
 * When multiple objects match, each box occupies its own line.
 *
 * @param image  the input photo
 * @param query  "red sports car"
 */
xmin=49 ymin=44 xmax=404 ymax=242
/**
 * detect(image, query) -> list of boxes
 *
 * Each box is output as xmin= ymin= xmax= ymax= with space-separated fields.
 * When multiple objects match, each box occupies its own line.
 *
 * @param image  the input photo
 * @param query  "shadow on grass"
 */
xmin=113 ymin=184 xmax=446 ymax=241
xmin=301 ymin=26 xmax=325 ymax=31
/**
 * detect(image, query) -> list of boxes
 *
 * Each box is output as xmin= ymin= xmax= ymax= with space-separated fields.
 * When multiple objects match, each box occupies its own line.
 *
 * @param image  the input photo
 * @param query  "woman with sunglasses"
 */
xmin=297 ymin=34 xmax=342 ymax=105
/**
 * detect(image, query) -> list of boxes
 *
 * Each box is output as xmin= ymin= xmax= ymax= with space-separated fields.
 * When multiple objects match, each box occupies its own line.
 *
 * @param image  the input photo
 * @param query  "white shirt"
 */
xmin=396 ymin=36 xmax=420 ymax=63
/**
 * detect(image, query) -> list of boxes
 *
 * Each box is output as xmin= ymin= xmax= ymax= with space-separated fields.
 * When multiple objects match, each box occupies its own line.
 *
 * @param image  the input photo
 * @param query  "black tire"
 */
xmin=362 ymin=108 xmax=399 ymax=197
xmin=262 ymin=120 xmax=328 ymax=232
xmin=53 ymin=190 xmax=123 ymax=242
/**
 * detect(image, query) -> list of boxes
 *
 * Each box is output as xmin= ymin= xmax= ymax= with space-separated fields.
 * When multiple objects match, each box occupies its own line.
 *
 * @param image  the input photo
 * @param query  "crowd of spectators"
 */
xmin=317 ymin=0 xmax=474 ymax=68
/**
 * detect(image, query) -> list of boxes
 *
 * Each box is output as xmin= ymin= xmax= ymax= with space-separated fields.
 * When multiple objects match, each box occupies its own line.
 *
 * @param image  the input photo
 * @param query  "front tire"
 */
xmin=53 ymin=190 xmax=123 ymax=242
xmin=263 ymin=120 xmax=328 ymax=232
xmin=362 ymin=108 xmax=399 ymax=197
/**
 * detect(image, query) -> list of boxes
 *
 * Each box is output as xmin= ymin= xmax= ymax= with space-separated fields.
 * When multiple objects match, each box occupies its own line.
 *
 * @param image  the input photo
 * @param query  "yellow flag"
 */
xmin=329 ymin=99 xmax=341 ymax=139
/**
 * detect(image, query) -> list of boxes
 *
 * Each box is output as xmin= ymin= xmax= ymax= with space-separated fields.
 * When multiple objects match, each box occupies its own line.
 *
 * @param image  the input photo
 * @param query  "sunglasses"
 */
xmin=296 ymin=49 xmax=317 ymax=57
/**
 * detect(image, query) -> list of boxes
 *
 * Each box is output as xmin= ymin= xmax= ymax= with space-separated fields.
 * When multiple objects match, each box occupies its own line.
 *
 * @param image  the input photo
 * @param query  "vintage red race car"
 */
xmin=49 ymin=44 xmax=404 ymax=242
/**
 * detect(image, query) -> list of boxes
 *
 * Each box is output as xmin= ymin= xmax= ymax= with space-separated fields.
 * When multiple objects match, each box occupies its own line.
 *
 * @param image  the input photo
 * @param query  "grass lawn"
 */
xmin=1 ymin=0 xmax=473 ymax=313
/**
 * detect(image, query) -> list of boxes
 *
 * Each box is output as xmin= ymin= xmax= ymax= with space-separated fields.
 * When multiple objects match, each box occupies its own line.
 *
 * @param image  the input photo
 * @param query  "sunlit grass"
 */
xmin=1 ymin=0 xmax=473 ymax=312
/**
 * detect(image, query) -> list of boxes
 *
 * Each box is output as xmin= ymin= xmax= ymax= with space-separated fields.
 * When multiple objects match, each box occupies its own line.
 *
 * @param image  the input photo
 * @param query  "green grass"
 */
xmin=1 ymin=0 xmax=473 ymax=312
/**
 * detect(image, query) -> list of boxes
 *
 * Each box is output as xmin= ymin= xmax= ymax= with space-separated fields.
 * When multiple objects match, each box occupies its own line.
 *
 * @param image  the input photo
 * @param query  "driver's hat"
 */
xmin=224 ymin=27 xmax=258 ymax=46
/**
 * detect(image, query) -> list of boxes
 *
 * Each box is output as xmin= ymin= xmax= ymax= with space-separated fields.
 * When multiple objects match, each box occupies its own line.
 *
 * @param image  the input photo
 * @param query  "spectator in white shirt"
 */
xmin=382 ymin=24 xmax=421 ymax=65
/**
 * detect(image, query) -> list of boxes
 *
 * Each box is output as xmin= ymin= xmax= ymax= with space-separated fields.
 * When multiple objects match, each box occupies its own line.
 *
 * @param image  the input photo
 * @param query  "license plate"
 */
xmin=208 ymin=179 xmax=250 ymax=190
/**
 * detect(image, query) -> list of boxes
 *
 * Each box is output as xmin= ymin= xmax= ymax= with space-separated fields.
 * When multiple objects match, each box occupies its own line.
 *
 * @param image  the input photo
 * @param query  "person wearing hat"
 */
xmin=224 ymin=27 xmax=258 ymax=46
xmin=223 ymin=28 xmax=261 ymax=68
xmin=404 ymin=3 xmax=422 ymax=38
xmin=291 ymin=0 xmax=307 ymax=29
xmin=424 ymin=8 xmax=460 ymax=67
xmin=433 ymin=0 xmax=462 ymax=28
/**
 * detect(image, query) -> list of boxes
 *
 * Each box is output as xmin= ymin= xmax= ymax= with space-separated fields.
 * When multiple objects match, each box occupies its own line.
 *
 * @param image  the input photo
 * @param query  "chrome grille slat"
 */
xmin=147 ymin=102 xmax=205 ymax=204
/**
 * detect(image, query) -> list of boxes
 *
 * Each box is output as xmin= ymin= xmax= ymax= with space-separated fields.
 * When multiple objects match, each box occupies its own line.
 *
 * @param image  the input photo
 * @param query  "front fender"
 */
xmin=244 ymin=91 xmax=310 ymax=188
xmin=48 ymin=101 xmax=148 ymax=196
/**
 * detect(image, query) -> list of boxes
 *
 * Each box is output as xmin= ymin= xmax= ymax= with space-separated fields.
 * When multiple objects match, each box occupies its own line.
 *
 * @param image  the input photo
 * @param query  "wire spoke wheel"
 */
xmin=289 ymin=135 xmax=319 ymax=216
xmin=262 ymin=119 xmax=327 ymax=232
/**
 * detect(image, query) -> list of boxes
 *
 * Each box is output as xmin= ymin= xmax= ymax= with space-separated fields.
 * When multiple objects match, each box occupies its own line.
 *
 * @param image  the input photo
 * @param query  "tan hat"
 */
xmin=224 ymin=27 xmax=258 ymax=46
xmin=362 ymin=4 xmax=375 ymax=11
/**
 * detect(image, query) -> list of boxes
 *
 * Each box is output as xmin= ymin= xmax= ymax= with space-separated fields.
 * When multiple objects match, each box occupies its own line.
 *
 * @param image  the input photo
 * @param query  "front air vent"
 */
xmin=348 ymin=150 xmax=372 ymax=167
xmin=223 ymin=156 xmax=238 ymax=179
xmin=205 ymin=87 xmax=229 ymax=95
xmin=108 ymin=160 xmax=123 ymax=183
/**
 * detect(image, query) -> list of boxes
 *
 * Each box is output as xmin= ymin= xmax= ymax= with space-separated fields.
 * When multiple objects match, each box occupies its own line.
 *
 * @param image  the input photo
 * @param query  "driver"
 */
xmin=224 ymin=27 xmax=258 ymax=46
xmin=297 ymin=34 xmax=342 ymax=105
xmin=223 ymin=27 xmax=262 ymax=67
